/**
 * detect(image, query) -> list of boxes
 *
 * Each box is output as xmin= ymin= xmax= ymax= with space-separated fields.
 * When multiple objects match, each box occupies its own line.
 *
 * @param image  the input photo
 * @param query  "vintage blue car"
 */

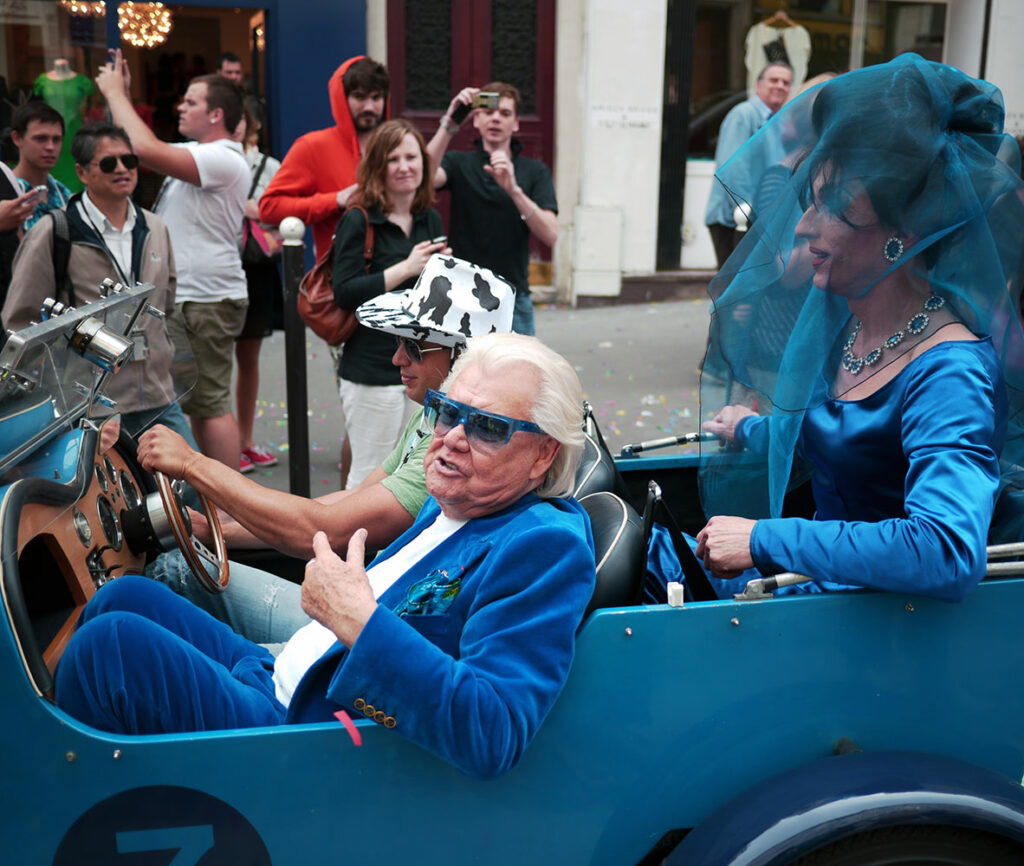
xmin=3 ymin=282 xmax=1024 ymax=865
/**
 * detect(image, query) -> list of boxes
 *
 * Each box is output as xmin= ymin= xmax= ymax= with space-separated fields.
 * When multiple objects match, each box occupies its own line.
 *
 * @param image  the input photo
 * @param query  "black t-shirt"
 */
xmin=441 ymin=138 xmax=557 ymax=294
xmin=331 ymin=204 xmax=442 ymax=385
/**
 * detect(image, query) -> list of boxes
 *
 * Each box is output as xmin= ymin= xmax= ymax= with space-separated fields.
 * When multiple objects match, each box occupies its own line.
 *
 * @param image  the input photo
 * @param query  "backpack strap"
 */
xmin=49 ymin=209 xmax=75 ymax=306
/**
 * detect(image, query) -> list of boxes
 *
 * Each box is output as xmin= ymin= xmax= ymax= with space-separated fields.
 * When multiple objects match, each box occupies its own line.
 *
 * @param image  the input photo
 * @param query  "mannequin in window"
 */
xmin=33 ymin=58 xmax=94 ymax=192
xmin=49 ymin=58 xmax=75 ymax=81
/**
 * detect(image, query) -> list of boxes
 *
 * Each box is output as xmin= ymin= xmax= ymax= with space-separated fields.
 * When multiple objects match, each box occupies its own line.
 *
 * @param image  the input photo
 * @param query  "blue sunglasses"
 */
xmin=424 ymin=389 xmax=546 ymax=450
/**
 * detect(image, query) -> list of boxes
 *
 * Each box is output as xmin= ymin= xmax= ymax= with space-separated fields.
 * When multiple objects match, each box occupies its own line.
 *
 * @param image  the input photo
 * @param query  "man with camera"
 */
xmin=427 ymin=83 xmax=557 ymax=335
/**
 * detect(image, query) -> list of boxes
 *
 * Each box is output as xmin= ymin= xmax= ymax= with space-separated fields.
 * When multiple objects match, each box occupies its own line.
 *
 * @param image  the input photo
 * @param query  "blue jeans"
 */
xmin=146 ymin=550 xmax=310 ymax=651
xmin=512 ymin=289 xmax=535 ymax=335
xmin=55 ymin=577 xmax=285 ymax=734
xmin=121 ymin=401 xmax=197 ymax=447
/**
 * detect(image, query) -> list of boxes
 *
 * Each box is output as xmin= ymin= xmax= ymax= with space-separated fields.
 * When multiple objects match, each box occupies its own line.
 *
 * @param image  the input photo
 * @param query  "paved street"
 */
xmin=240 ymin=297 xmax=712 ymax=494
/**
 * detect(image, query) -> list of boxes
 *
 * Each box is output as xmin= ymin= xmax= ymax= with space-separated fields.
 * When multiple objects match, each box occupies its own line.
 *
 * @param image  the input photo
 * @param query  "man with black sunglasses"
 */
xmin=3 ymin=121 xmax=196 ymax=452
xmin=135 ymin=256 xmax=515 ymax=645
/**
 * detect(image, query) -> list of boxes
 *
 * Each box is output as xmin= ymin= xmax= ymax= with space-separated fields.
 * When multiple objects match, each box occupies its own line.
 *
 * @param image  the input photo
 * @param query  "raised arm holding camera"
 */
xmin=427 ymin=83 xmax=558 ymax=336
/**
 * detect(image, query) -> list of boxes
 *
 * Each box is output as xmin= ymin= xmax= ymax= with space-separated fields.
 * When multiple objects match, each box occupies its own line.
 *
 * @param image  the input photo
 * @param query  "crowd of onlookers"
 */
xmin=0 ymin=50 xmax=557 ymax=488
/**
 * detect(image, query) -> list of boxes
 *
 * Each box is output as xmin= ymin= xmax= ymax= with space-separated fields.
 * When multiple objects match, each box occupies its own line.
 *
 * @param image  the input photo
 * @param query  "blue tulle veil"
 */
xmin=698 ymin=54 xmax=1024 ymax=525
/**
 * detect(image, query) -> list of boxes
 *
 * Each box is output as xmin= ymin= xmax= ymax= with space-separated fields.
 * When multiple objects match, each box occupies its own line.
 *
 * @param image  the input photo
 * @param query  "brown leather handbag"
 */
xmin=296 ymin=205 xmax=374 ymax=346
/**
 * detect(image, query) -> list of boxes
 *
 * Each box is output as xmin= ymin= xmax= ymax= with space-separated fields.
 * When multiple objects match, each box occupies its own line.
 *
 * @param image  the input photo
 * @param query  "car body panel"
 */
xmin=5 ymin=575 xmax=1024 ymax=863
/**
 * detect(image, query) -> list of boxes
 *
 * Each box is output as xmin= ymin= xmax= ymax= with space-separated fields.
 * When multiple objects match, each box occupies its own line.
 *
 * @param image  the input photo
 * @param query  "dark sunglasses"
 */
xmin=395 ymin=336 xmax=447 ymax=364
xmin=424 ymin=389 xmax=545 ymax=451
xmin=91 ymin=153 xmax=139 ymax=173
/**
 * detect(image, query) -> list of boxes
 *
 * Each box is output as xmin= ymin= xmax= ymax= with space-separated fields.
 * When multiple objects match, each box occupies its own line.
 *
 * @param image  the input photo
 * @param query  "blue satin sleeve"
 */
xmin=749 ymin=341 xmax=1004 ymax=601
xmin=735 ymin=414 xmax=769 ymax=454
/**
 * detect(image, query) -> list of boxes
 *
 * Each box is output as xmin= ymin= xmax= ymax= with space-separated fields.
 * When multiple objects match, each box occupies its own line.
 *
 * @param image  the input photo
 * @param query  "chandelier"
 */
xmin=57 ymin=2 xmax=175 ymax=49
xmin=56 ymin=1 xmax=105 ymax=15
xmin=118 ymin=3 xmax=174 ymax=48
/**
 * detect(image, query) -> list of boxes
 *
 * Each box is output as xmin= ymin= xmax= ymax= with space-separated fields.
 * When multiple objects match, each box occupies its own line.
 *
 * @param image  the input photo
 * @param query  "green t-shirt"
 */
xmin=380 ymin=409 xmax=431 ymax=517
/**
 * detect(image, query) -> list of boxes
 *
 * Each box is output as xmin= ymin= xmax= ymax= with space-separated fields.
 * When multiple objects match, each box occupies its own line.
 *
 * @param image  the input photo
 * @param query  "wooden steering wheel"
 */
xmin=153 ymin=470 xmax=229 ymax=592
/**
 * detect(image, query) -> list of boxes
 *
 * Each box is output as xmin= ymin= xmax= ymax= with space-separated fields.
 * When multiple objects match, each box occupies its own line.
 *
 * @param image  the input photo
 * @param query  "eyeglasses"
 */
xmin=395 ymin=336 xmax=447 ymax=364
xmin=424 ymin=389 xmax=546 ymax=451
xmin=91 ymin=153 xmax=140 ymax=173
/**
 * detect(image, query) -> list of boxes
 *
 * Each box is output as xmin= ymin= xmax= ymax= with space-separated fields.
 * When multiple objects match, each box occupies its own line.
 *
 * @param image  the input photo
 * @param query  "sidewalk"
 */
xmin=239 ymin=296 xmax=713 ymax=494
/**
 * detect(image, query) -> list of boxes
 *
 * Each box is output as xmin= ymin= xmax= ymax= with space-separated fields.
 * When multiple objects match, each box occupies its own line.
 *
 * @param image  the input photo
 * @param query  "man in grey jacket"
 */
xmin=3 ymin=121 xmax=194 ymax=447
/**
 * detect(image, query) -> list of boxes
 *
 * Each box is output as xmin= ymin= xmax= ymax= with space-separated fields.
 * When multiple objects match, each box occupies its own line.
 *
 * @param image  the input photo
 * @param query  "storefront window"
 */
xmin=0 ymin=1 xmax=105 ymax=185
xmin=689 ymin=0 xmax=948 ymax=158
xmin=2 ymin=2 xmax=269 ymax=201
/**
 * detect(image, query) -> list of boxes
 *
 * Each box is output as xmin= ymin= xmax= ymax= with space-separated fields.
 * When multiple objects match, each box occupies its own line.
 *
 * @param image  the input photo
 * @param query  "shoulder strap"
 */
xmin=346 ymin=205 xmax=375 ymax=274
xmin=49 ymin=209 xmax=75 ymax=306
xmin=247 ymin=153 xmax=269 ymax=199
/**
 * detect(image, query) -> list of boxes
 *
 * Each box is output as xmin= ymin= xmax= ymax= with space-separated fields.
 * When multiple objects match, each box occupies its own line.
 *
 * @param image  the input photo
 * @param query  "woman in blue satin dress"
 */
xmin=688 ymin=54 xmax=1024 ymax=602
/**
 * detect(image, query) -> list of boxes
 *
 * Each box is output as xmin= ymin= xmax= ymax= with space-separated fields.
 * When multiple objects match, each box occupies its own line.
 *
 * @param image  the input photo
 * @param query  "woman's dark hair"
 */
xmin=799 ymin=69 xmax=941 ymax=234
xmin=350 ymin=119 xmax=434 ymax=214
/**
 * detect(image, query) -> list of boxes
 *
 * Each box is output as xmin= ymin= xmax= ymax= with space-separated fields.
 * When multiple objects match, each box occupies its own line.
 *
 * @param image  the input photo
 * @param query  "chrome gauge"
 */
xmin=103 ymin=456 xmax=118 ymax=496
xmin=94 ymin=463 xmax=108 ymax=492
xmin=120 ymin=471 xmax=141 ymax=509
xmin=96 ymin=496 xmax=122 ymax=551
xmin=72 ymin=508 xmax=92 ymax=546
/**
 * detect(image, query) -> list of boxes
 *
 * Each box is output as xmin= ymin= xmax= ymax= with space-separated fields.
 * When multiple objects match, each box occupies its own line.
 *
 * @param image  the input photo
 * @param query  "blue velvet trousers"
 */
xmin=55 ymin=577 xmax=287 ymax=734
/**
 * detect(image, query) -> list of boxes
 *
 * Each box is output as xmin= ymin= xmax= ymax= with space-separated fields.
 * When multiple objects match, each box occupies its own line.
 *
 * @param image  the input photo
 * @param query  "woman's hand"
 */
xmin=701 ymin=404 xmax=758 ymax=446
xmin=694 ymin=516 xmax=757 ymax=579
xmin=401 ymin=239 xmax=449 ymax=281
xmin=301 ymin=530 xmax=377 ymax=647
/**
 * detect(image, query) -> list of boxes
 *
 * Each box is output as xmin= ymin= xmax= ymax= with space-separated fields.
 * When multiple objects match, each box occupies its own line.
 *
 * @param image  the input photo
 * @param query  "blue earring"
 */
xmin=883 ymin=236 xmax=904 ymax=262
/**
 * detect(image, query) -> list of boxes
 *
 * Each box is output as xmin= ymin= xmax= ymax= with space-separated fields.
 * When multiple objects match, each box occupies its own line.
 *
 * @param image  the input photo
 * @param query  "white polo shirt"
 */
xmin=154 ymin=138 xmax=248 ymax=303
xmin=78 ymin=192 xmax=137 ymax=285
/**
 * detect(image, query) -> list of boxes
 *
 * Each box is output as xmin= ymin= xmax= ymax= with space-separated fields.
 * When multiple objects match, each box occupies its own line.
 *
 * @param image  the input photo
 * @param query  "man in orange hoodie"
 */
xmin=258 ymin=56 xmax=388 ymax=259
xmin=259 ymin=56 xmax=388 ymax=485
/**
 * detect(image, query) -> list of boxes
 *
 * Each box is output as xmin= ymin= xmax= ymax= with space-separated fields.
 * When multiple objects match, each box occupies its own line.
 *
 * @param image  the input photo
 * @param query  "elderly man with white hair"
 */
xmin=55 ymin=333 xmax=597 ymax=780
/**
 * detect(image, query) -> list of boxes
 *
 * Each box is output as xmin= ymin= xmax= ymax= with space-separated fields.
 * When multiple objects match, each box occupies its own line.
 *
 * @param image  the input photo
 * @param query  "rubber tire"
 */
xmin=787 ymin=824 xmax=1024 ymax=866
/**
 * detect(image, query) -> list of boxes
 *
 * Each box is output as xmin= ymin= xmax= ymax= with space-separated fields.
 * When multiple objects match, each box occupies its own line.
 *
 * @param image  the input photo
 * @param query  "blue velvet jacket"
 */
xmin=285 ymin=493 xmax=596 ymax=779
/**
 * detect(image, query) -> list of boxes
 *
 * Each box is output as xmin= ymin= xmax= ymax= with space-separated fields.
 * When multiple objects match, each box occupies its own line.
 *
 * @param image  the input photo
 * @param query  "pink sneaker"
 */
xmin=243 ymin=444 xmax=278 ymax=468
xmin=240 ymin=452 xmax=255 ymax=474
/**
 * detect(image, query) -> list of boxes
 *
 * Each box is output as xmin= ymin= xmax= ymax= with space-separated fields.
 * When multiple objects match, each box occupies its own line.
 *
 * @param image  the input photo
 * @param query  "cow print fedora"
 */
xmin=356 ymin=254 xmax=515 ymax=347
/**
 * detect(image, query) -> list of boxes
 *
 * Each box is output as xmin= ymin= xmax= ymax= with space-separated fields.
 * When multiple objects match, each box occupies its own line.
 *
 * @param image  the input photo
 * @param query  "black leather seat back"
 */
xmin=579 ymin=491 xmax=645 ymax=615
xmin=572 ymin=434 xmax=618 ymax=500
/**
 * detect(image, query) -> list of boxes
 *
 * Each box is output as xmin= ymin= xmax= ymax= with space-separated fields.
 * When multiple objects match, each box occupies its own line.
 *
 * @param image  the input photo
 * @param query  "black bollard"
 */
xmin=280 ymin=218 xmax=311 ymax=497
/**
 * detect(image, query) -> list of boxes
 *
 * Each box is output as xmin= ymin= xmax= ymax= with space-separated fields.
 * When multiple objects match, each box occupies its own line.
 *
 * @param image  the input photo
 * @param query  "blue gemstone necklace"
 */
xmin=841 ymin=294 xmax=946 ymax=376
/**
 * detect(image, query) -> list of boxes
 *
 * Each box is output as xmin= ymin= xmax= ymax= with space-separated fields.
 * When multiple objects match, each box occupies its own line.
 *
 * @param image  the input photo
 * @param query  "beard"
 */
xmin=354 ymin=111 xmax=383 ymax=132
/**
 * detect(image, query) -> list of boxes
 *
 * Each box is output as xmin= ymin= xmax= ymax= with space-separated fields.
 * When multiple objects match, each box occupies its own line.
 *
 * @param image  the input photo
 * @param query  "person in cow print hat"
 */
xmin=356 ymin=253 xmax=514 ymax=347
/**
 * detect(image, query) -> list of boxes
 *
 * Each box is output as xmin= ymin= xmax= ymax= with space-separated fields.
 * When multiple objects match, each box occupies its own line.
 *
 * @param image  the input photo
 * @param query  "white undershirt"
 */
xmin=272 ymin=510 xmax=467 ymax=707
xmin=78 ymin=192 xmax=136 ymax=284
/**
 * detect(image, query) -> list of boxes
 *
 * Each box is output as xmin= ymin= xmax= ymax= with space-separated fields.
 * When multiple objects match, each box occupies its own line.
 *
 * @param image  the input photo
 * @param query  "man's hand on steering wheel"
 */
xmin=137 ymin=424 xmax=228 ymax=591
xmin=137 ymin=423 xmax=200 ymax=481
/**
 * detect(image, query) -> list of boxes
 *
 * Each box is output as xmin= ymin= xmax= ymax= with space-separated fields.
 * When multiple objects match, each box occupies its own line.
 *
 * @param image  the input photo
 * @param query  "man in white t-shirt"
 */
xmin=96 ymin=50 xmax=250 ymax=470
